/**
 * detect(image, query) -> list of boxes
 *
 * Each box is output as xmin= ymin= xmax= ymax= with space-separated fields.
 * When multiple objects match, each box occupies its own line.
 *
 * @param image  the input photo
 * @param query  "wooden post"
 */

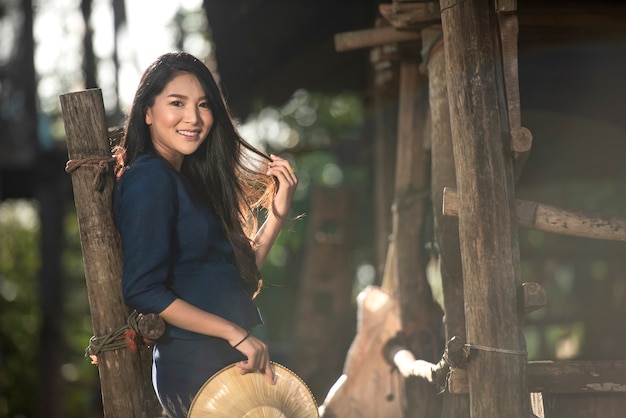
xmin=60 ymin=89 xmax=161 ymax=417
xmin=389 ymin=44 xmax=443 ymax=418
xmin=439 ymin=0 xmax=528 ymax=417
xmin=422 ymin=26 xmax=471 ymax=418
xmin=370 ymin=37 xmax=400 ymax=279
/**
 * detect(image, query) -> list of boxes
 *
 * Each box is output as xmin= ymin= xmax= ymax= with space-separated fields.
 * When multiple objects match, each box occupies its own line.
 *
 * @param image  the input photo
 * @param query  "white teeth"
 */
xmin=178 ymin=130 xmax=198 ymax=136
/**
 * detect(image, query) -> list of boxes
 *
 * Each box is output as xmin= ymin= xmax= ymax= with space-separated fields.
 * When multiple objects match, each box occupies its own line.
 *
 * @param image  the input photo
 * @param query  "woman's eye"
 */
xmin=171 ymin=100 xmax=183 ymax=107
xmin=199 ymin=102 xmax=210 ymax=109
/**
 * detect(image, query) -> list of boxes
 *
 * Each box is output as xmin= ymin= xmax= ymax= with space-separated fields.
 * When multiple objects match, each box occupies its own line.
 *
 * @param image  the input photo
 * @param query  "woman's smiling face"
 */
xmin=145 ymin=72 xmax=213 ymax=170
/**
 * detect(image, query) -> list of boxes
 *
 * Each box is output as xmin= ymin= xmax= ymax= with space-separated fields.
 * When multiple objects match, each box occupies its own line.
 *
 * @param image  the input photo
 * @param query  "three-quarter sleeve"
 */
xmin=113 ymin=159 xmax=179 ymax=314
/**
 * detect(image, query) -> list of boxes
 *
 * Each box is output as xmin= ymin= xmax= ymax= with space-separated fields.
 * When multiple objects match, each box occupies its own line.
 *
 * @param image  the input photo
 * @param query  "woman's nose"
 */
xmin=184 ymin=106 xmax=200 ymax=124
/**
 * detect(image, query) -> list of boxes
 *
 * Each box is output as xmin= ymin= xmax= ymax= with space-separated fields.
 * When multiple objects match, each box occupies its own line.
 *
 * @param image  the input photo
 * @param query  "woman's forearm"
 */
xmin=158 ymin=298 xmax=248 ymax=346
xmin=253 ymin=211 xmax=285 ymax=268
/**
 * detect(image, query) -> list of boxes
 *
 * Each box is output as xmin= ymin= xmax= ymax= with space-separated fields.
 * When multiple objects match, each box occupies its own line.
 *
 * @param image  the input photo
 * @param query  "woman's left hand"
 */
xmin=267 ymin=154 xmax=298 ymax=220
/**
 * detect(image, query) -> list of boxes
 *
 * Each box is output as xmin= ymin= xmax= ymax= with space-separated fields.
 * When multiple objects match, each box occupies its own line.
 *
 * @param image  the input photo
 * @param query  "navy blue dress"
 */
xmin=113 ymin=154 xmax=263 ymax=417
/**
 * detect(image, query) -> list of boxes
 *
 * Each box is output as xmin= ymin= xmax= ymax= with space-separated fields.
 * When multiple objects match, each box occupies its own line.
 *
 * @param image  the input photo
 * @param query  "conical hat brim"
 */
xmin=188 ymin=362 xmax=318 ymax=417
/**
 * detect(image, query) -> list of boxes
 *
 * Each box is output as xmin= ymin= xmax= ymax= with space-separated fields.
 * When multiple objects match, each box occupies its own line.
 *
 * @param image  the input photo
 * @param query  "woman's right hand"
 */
xmin=231 ymin=332 xmax=275 ymax=385
xmin=158 ymin=300 xmax=276 ymax=384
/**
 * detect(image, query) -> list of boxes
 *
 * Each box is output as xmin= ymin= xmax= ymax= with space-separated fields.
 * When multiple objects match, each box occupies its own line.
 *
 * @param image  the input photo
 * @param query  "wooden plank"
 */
xmin=443 ymin=187 xmax=626 ymax=242
xmin=60 ymin=89 xmax=160 ymax=417
xmin=449 ymin=361 xmax=626 ymax=394
xmin=334 ymin=26 xmax=419 ymax=52
xmin=541 ymin=394 xmax=626 ymax=418
xmin=439 ymin=0 xmax=528 ymax=416
xmin=529 ymin=361 xmax=626 ymax=394
xmin=422 ymin=25 xmax=470 ymax=418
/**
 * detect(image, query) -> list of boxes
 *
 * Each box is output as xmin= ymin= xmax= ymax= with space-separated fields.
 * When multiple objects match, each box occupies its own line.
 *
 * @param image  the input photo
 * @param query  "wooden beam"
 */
xmin=60 ymin=89 xmax=161 ymax=417
xmin=449 ymin=361 xmax=626 ymax=394
xmin=334 ymin=26 xmax=420 ymax=52
xmin=443 ymin=187 xmax=626 ymax=242
xmin=440 ymin=0 xmax=528 ymax=416
xmin=379 ymin=2 xmax=441 ymax=30
xmin=521 ymin=282 xmax=547 ymax=314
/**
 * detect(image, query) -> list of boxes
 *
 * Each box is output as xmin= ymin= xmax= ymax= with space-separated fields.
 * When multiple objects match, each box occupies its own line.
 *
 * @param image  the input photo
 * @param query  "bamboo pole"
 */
xmin=60 ymin=89 xmax=161 ymax=417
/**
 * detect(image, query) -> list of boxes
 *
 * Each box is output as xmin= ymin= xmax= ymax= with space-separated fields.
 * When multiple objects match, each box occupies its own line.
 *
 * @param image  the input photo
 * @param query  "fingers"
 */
xmin=267 ymin=154 xmax=297 ymax=184
xmin=266 ymin=155 xmax=298 ymax=220
xmin=234 ymin=335 xmax=272 ymax=381
xmin=266 ymin=362 xmax=276 ymax=385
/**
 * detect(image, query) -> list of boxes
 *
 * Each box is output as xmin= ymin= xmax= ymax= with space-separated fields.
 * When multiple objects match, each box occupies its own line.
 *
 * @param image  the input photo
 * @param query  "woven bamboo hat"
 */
xmin=188 ymin=362 xmax=318 ymax=417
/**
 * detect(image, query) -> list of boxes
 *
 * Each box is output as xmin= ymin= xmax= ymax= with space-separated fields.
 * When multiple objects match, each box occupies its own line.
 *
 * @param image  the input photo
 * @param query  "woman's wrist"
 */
xmin=232 ymin=330 xmax=252 ymax=348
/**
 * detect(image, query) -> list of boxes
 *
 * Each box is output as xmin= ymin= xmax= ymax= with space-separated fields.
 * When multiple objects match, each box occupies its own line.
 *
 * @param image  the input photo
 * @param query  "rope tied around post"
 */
xmin=65 ymin=155 xmax=116 ymax=192
xmin=383 ymin=334 xmax=470 ymax=393
xmin=85 ymin=310 xmax=159 ymax=365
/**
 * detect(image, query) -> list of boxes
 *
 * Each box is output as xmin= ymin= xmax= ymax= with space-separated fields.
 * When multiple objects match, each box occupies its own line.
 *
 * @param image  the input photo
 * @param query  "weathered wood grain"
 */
xmin=60 ymin=89 xmax=162 ymax=417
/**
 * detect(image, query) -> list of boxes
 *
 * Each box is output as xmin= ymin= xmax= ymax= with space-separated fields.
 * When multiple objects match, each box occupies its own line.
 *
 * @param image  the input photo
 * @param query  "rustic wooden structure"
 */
xmin=386 ymin=43 xmax=443 ymax=418
xmin=326 ymin=0 xmax=626 ymax=417
xmin=8 ymin=0 xmax=623 ymax=416
xmin=60 ymin=89 xmax=163 ymax=417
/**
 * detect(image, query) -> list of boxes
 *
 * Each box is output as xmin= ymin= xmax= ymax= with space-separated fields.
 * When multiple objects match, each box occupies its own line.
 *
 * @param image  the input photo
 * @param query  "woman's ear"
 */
xmin=145 ymin=107 xmax=152 ymax=126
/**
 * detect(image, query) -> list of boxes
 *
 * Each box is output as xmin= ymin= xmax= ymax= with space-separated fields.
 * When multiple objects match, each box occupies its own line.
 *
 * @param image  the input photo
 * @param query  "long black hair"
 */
xmin=115 ymin=51 xmax=274 ymax=297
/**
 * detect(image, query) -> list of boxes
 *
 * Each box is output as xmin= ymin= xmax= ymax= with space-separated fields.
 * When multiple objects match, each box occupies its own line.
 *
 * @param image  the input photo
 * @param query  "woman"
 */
xmin=112 ymin=51 xmax=297 ymax=417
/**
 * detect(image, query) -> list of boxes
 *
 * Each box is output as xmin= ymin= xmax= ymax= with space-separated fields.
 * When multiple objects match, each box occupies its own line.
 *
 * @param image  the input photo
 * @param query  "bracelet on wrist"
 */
xmin=233 ymin=330 xmax=252 ymax=349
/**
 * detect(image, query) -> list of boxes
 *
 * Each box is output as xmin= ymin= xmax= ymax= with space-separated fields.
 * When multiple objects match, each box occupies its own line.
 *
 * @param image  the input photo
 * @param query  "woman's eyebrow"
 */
xmin=167 ymin=93 xmax=208 ymax=100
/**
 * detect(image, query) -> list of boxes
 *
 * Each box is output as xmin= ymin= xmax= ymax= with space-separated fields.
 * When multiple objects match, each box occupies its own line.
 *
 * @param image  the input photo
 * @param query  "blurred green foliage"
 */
xmin=0 ymin=200 xmax=42 ymax=417
xmin=0 ymin=200 xmax=100 ymax=417
xmin=247 ymin=89 xmax=369 ymax=349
